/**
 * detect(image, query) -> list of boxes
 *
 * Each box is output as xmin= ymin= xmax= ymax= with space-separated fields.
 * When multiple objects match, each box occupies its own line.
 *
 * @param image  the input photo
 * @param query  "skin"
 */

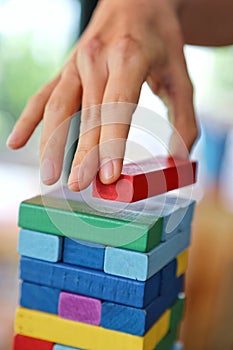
xmin=7 ymin=0 xmax=233 ymax=191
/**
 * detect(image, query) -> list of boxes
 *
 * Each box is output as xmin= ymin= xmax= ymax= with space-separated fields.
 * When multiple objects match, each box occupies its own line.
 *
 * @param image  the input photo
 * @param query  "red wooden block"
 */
xmin=13 ymin=334 xmax=54 ymax=350
xmin=93 ymin=156 xmax=197 ymax=202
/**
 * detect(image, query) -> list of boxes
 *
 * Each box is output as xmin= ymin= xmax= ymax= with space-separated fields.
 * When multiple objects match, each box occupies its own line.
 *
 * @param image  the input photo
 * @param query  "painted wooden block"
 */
xmin=59 ymin=292 xmax=101 ymax=325
xmin=154 ymin=328 xmax=177 ymax=350
xmin=160 ymin=273 xmax=184 ymax=297
xmin=170 ymin=293 xmax=185 ymax=330
xmin=18 ymin=229 xmax=63 ymax=262
xmin=93 ymin=156 xmax=197 ymax=202
xmin=160 ymin=251 xmax=187 ymax=295
xmin=163 ymin=197 xmax=195 ymax=232
xmin=18 ymin=193 xmax=164 ymax=253
xmin=20 ymin=257 xmax=161 ymax=308
xmin=101 ymin=275 xmax=183 ymax=336
xmin=20 ymin=282 xmax=60 ymax=314
xmin=161 ymin=199 xmax=195 ymax=241
xmin=155 ymin=295 xmax=185 ymax=350
xmin=104 ymin=227 xmax=191 ymax=281
xmin=176 ymin=250 xmax=188 ymax=278
xmin=15 ymin=307 xmax=170 ymax=350
xmin=53 ymin=346 xmax=82 ymax=350
xmin=13 ymin=334 xmax=54 ymax=350
xmin=159 ymin=260 xmax=180 ymax=296
xmin=160 ymin=259 xmax=177 ymax=288
xmin=63 ymin=238 xmax=105 ymax=270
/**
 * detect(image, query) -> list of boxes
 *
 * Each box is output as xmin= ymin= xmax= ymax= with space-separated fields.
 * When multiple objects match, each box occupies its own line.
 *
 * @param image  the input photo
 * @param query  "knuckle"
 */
xmin=79 ymin=37 xmax=102 ymax=62
xmin=113 ymin=35 xmax=140 ymax=61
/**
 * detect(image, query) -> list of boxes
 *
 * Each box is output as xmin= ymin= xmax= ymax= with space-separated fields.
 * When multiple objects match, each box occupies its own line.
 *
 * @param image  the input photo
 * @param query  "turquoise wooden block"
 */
xmin=53 ymin=345 xmax=83 ymax=350
xmin=104 ymin=227 xmax=191 ymax=281
xmin=18 ymin=229 xmax=63 ymax=262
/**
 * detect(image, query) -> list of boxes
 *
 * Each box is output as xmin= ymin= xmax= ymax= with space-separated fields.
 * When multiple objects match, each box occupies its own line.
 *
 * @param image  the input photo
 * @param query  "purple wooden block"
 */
xmin=58 ymin=292 xmax=102 ymax=325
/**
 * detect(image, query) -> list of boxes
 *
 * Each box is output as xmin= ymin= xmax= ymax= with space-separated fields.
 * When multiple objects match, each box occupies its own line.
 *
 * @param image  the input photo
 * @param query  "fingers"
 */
xmin=99 ymin=38 xmax=147 ymax=184
xmin=68 ymin=38 xmax=107 ymax=191
xmin=7 ymin=76 xmax=60 ymax=149
xmin=168 ymin=57 xmax=198 ymax=157
xmin=40 ymin=62 xmax=82 ymax=185
xmin=149 ymin=51 xmax=198 ymax=158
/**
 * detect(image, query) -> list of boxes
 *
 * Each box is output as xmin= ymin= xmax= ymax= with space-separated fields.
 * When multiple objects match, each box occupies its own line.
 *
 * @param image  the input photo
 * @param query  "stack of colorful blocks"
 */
xmin=14 ymin=157 xmax=196 ymax=350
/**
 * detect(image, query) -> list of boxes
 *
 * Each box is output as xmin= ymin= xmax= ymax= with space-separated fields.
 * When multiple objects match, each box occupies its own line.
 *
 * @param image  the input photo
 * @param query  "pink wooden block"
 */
xmin=58 ymin=292 xmax=102 ymax=325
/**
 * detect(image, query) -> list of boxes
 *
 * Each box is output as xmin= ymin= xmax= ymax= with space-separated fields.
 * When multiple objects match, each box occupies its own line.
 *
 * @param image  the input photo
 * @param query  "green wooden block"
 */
xmin=18 ymin=195 xmax=163 ymax=252
xmin=170 ymin=293 xmax=185 ymax=330
xmin=154 ymin=295 xmax=184 ymax=350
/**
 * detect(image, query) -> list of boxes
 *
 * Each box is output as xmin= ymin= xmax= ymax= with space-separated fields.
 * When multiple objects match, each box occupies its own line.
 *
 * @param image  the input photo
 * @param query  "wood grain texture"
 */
xmin=14 ymin=307 xmax=170 ymax=350
xmin=93 ymin=157 xmax=196 ymax=202
xmin=20 ymin=257 xmax=161 ymax=308
xmin=58 ymin=292 xmax=101 ymax=325
xmin=19 ymin=276 xmax=183 ymax=336
xmin=101 ymin=281 xmax=184 ymax=336
xmin=20 ymin=282 xmax=60 ymax=314
xmin=104 ymin=228 xmax=191 ymax=281
xmin=63 ymin=238 xmax=105 ymax=270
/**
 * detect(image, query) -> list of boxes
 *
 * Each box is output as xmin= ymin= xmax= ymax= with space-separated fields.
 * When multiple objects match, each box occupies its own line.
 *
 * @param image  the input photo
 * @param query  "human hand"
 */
xmin=7 ymin=0 xmax=198 ymax=191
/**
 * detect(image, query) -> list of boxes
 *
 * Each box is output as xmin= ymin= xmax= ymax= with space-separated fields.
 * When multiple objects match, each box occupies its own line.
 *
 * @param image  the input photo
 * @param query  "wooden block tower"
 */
xmin=13 ymin=156 xmax=196 ymax=350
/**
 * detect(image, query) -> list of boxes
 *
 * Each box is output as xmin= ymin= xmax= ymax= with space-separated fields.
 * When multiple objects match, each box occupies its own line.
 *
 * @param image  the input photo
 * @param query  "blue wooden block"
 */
xmin=161 ymin=259 xmax=177 ymax=282
xmin=63 ymin=238 xmax=105 ymax=270
xmin=101 ymin=275 xmax=184 ymax=336
xmin=20 ymin=281 xmax=60 ymax=314
xmin=53 ymin=345 xmax=83 ymax=350
xmin=18 ymin=229 xmax=63 ymax=262
xmin=161 ymin=274 xmax=184 ymax=299
xmin=104 ymin=227 xmax=191 ymax=281
xmin=160 ymin=260 xmax=177 ymax=296
xmin=160 ymin=198 xmax=195 ymax=241
xmin=20 ymin=257 xmax=161 ymax=308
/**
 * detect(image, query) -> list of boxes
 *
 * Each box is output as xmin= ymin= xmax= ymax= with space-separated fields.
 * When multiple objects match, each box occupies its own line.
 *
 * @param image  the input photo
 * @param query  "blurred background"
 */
xmin=0 ymin=0 xmax=232 ymax=349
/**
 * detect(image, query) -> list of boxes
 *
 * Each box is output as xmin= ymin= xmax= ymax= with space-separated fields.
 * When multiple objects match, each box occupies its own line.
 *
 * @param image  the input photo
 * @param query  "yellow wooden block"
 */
xmin=176 ymin=249 xmax=189 ymax=277
xmin=144 ymin=310 xmax=170 ymax=349
xmin=15 ymin=307 xmax=170 ymax=350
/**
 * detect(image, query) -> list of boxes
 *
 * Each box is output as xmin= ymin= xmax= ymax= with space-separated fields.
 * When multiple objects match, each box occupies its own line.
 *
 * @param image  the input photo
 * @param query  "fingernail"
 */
xmin=6 ymin=130 xmax=19 ymax=147
xmin=41 ymin=158 xmax=55 ymax=184
xmin=68 ymin=165 xmax=83 ymax=187
xmin=99 ymin=158 xmax=114 ymax=182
